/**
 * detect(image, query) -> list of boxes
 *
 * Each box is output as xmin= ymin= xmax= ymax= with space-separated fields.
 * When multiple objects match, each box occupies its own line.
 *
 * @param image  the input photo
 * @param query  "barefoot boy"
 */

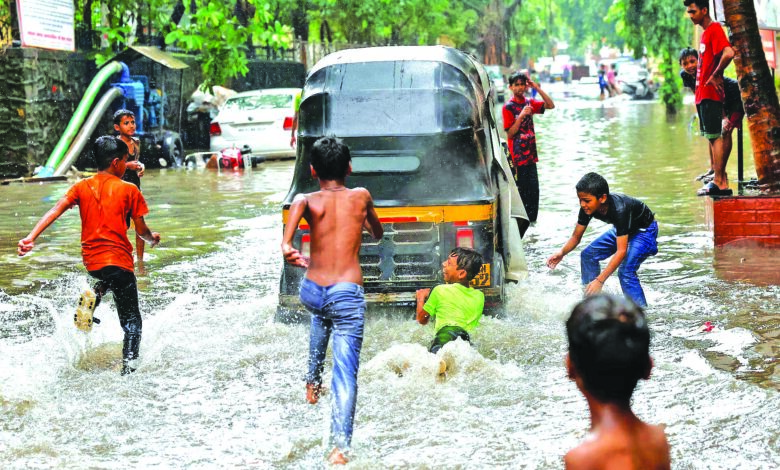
xmin=18 ymin=136 xmax=160 ymax=375
xmin=547 ymin=172 xmax=658 ymax=308
xmin=114 ymin=109 xmax=147 ymax=262
xmin=564 ymin=294 xmax=670 ymax=469
xmin=416 ymin=247 xmax=484 ymax=353
xmin=280 ymin=136 xmax=383 ymax=465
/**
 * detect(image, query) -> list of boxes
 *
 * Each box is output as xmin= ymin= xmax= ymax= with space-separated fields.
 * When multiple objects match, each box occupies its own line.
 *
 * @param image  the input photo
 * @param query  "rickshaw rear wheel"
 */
xmin=483 ymin=253 xmax=507 ymax=318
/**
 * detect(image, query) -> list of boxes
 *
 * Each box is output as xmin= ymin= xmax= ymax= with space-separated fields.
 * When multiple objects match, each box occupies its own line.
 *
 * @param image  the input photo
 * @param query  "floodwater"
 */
xmin=1 ymin=88 xmax=778 ymax=468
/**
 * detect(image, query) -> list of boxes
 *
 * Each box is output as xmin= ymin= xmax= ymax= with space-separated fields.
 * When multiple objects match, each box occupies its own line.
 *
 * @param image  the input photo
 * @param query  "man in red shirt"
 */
xmin=502 ymin=71 xmax=555 ymax=223
xmin=18 ymin=136 xmax=160 ymax=375
xmin=685 ymin=0 xmax=735 ymax=196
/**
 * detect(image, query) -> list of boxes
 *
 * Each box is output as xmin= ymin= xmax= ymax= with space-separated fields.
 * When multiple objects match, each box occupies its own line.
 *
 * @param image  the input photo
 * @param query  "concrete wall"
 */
xmin=0 ymin=47 xmax=304 ymax=177
xmin=0 ymin=48 xmax=95 ymax=177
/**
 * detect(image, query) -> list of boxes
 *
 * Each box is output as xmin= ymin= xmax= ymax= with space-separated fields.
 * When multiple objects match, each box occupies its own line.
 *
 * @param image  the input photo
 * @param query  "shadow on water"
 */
xmin=0 ymin=97 xmax=778 ymax=467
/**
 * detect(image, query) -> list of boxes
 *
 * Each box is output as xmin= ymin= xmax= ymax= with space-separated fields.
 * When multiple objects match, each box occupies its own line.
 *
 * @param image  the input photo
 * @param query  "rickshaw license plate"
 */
xmin=470 ymin=264 xmax=491 ymax=287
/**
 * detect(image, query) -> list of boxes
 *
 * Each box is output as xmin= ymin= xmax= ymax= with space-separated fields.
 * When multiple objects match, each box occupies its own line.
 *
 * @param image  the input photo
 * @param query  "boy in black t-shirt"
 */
xmin=679 ymin=47 xmax=744 ymax=188
xmin=547 ymin=173 xmax=658 ymax=307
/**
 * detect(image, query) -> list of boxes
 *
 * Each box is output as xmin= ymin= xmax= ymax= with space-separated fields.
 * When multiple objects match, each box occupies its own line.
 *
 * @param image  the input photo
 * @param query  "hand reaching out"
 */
xmin=282 ymin=243 xmax=309 ymax=268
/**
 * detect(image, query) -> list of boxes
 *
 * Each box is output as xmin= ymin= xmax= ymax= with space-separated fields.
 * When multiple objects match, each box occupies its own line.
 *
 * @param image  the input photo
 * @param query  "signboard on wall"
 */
xmin=16 ymin=0 xmax=75 ymax=51
xmin=712 ymin=0 xmax=780 ymax=31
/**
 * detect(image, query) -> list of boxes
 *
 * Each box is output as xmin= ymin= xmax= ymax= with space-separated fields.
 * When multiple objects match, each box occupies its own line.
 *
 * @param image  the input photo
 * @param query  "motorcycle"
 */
xmin=619 ymin=76 xmax=657 ymax=100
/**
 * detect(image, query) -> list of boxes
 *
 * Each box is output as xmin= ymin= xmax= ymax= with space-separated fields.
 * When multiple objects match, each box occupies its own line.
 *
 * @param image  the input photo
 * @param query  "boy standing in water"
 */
xmin=281 ymin=136 xmax=383 ymax=465
xmin=564 ymin=294 xmax=670 ymax=469
xmin=113 ymin=109 xmax=147 ymax=262
xmin=18 ymin=136 xmax=160 ymax=375
xmin=502 ymin=71 xmax=555 ymax=224
xmin=547 ymin=172 xmax=658 ymax=308
xmin=416 ymin=247 xmax=485 ymax=353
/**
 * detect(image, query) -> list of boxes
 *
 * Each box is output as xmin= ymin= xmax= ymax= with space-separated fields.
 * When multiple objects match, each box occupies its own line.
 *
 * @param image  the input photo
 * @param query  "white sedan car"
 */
xmin=209 ymin=88 xmax=301 ymax=160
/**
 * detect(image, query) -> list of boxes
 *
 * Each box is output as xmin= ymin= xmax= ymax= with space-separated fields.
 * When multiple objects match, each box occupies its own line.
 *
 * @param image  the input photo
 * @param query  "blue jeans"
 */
xmin=299 ymin=278 xmax=366 ymax=450
xmin=580 ymin=221 xmax=658 ymax=307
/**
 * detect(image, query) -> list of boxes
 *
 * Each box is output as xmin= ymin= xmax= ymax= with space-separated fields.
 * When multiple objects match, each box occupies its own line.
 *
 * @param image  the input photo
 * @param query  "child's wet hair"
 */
xmin=449 ymin=247 xmax=483 ymax=281
xmin=113 ymin=109 xmax=135 ymax=125
xmin=678 ymin=47 xmax=698 ymax=63
xmin=93 ymin=136 xmax=129 ymax=170
xmin=576 ymin=172 xmax=610 ymax=198
xmin=310 ymin=136 xmax=351 ymax=180
xmin=566 ymin=294 xmax=651 ymax=404
xmin=508 ymin=71 xmax=529 ymax=86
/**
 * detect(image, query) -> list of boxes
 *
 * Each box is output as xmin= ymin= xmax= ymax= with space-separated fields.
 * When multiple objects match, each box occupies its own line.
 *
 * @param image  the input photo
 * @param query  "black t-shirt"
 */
xmin=681 ymin=71 xmax=743 ymax=117
xmin=577 ymin=193 xmax=655 ymax=237
xmin=121 ymin=137 xmax=141 ymax=188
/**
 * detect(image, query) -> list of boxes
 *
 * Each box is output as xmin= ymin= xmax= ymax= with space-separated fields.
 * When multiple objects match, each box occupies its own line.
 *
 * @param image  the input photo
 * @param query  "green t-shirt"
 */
xmin=423 ymin=283 xmax=485 ymax=333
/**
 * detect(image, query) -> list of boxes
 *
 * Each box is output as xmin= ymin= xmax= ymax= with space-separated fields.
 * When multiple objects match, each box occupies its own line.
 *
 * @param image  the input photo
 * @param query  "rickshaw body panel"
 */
xmin=278 ymin=46 xmax=522 ymax=319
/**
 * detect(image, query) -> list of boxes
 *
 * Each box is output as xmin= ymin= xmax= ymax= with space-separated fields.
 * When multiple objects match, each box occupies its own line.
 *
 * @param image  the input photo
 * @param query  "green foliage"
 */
xmin=311 ymin=0 xmax=466 ymax=45
xmin=609 ymin=0 xmax=691 ymax=113
xmin=166 ymin=1 xmax=291 ymax=90
xmin=0 ymin=0 xmax=11 ymax=49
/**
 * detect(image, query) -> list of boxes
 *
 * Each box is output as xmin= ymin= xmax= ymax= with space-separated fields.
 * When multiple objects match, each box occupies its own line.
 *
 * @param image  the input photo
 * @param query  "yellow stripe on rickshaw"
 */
xmin=282 ymin=204 xmax=493 ymax=226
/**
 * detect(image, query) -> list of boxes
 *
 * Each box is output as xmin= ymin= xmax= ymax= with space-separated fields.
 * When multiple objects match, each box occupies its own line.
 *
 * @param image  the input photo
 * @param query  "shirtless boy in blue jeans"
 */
xmin=281 ymin=136 xmax=383 ymax=465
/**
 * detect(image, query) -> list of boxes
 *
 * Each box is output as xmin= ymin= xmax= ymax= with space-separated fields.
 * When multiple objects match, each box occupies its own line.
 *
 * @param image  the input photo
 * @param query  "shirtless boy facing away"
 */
xmin=281 ymin=136 xmax=383 ymax=465
xmin=564 ymin=294 xmax=670 ymax=470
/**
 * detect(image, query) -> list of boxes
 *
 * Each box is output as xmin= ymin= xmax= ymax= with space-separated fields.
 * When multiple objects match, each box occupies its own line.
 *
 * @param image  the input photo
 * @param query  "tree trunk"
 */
xmin=723 ymin=0 xmax=780 ymax=192
xmin=160 ymin=0 xmax=191 ymax=49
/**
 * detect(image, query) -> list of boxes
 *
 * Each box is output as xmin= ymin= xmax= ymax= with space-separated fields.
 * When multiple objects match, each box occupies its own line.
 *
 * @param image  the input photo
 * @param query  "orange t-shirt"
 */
xmin=64 ymin=173 xmax=149 ymax=273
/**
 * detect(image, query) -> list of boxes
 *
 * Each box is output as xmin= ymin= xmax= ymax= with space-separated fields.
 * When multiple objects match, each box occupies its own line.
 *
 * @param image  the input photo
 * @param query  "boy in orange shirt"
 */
xmin=18 ymin=136 xmax=160 ymax=375
xmin=564 ymin=294 xmax=670 ymax=470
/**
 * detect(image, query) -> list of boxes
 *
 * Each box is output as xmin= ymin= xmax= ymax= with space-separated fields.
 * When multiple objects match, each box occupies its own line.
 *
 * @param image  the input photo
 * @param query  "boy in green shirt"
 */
xmin=416 ymin=248 xmax=485 ymax=353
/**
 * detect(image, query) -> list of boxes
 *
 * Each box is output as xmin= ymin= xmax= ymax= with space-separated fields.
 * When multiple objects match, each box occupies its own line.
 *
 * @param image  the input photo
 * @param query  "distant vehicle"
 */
xmin=483 ymin=65 xmax=508 ymax=103
xmin=209 ymin=88 xmax=301 ymax=160
xmin=616 ymin=63 xmax=657 ymax=100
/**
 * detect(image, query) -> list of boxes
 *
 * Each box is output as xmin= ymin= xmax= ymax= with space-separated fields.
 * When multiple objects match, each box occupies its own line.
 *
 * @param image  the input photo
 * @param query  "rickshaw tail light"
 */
xmin=209 ymin=122 xmax=222 ymax=136
xmin=283 ymin=116 xmax=294 ymax=130
xmin=456 ymin=229 xmax=474 ymax=249
xmin=301 ymin=233 xmax=311 ymax=258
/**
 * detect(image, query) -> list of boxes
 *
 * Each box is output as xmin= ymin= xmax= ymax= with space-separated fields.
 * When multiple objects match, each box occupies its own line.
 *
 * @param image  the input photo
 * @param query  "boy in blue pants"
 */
xmin=281 ymin=136 xmax=383 ymax=465
xmin=547 ymin=172 xmax=658 ymax=308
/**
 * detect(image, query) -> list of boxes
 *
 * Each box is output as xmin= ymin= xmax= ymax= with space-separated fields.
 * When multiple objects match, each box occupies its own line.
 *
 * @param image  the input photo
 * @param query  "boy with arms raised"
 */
xmin=416 ymin=247 xmax=485 ymax=353
xmin=281 ymin=136 xmax=383 ymax=465
xmin=18 ymin=136 xmax=160 ymax=375
xmin=547 ymin=172 xmax=658 ymax=308
xmin=502 ymin=71 xmax=555 ymax=224
xmin=564 ymin=294 xmax=670 ymax=469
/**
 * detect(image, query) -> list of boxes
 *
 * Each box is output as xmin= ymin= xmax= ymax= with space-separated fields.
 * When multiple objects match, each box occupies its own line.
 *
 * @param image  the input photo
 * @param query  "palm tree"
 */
xmin=723 ymin=0 xmax=780 ymax=192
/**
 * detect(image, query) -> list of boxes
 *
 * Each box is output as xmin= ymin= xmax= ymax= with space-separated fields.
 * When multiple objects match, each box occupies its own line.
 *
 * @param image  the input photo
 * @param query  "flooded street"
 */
xmin=1 ymin=93 xmax=778 ymax=468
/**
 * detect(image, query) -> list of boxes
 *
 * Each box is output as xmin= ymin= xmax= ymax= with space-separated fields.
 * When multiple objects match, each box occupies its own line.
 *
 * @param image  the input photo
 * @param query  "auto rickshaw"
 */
xmin=277 ymin=46 xmax=529 ymax=321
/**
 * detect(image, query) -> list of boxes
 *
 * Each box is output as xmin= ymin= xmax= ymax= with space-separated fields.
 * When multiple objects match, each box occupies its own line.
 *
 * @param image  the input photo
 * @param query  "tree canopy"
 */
xmin=1 ymin=0 xmax=691 ymax=106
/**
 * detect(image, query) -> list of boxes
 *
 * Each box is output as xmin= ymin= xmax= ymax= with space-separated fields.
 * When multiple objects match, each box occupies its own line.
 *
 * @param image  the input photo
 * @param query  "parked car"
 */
xmin=209 ymin=88 xmax=301 ymax=160
xmin=483 ymin=64 xmax=508 ymax=103
xmin=277 ymin=46 xmax=530 ymax=321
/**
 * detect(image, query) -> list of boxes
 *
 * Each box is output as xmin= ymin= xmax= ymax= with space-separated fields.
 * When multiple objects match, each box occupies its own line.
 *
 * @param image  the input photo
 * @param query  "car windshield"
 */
xmin=224 ymin=93 xmax=292 ymax=111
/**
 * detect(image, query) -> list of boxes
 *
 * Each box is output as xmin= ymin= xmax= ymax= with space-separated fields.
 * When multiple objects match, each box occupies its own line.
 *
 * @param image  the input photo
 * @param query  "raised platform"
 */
xmin=705 ymin=195 xmax=780 ymax=246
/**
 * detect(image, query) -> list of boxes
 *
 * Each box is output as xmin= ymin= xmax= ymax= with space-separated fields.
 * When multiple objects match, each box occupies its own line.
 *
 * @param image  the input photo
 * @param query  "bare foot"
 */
xmin=306 ymin=383 xmax=323 ymax=404
xmin=327 ymin=448 xmax=348 ymax=465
